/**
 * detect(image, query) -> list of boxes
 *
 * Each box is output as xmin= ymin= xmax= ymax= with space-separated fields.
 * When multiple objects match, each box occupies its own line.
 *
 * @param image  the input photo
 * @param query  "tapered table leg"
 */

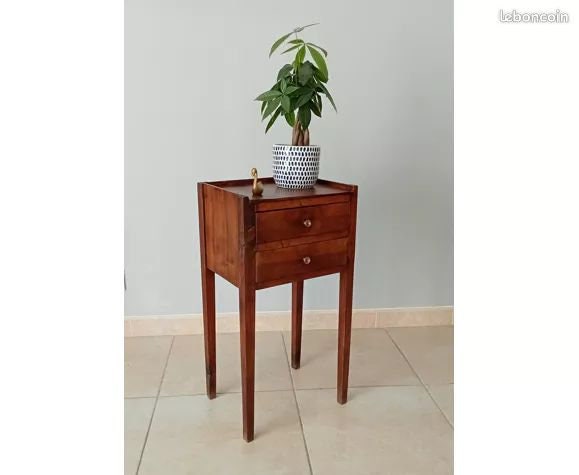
xmin=337 ymin=267 xmax=354 ymax=404
xmin=201 ymin=267 xmax=216 ymax=399
xmin=198 ymin=183 xmax=216 ymax=400
xmin=291 ymin=281 xmax=304 ymax=369
xmin=239 ymin=283 xmax=256 ymax=442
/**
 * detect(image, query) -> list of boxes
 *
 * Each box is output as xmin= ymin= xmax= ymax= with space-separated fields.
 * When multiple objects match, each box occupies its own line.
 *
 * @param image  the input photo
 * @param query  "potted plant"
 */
xmin=255 ymin=23 xmax=337 ymax=189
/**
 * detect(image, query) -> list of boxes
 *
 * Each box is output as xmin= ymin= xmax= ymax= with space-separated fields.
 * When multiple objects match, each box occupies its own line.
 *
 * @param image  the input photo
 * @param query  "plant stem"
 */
xmin=292 ymin=120 xmax=299 ymax=146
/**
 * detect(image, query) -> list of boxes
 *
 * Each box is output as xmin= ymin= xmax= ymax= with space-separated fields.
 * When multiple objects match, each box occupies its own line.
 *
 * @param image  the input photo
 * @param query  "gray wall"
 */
xmin=125 ymin=0 xmax=453 ymax=316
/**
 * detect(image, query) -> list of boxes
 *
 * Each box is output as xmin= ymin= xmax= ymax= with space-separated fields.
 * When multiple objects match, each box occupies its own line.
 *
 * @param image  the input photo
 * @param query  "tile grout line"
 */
xmin=422 ymin=383 xmax=454 ymax=429
xmin=135 ymin=336 xmax=175 ymax=475
xmin=280 ymin=332 xmax=314 ymax=475
xmin=149 ymin=382 xmax=426 ymax=399
xmin=381 ymin=328 xmax=454 ymax=429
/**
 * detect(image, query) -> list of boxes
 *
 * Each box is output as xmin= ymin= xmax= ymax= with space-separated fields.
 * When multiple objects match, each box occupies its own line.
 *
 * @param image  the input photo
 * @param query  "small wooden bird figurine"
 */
xmin=250 ymin=168 xmax=264 ymax=196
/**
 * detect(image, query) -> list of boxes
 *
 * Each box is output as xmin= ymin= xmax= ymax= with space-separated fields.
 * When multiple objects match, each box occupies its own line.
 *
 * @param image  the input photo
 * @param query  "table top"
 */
xmin=201 ymin=178 xmax=355 ymax=202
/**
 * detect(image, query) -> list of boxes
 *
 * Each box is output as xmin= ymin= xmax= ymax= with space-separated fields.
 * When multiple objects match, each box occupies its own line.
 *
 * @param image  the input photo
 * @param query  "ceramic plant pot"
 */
xmin=272 ymin=144 xmax=321 ymax=189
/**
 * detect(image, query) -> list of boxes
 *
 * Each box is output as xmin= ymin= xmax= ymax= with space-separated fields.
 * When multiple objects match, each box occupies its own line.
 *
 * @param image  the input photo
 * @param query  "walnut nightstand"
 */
xmin=197 ymin=177 xmax=358 ymax=442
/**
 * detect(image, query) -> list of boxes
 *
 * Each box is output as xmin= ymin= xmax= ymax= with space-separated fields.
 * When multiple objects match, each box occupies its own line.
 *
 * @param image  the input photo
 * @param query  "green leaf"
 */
xmin=313 ymin=67 xmax=328 ymax=83
xmin=315 ymin=93 xmax=323 ymax=114
xmin=294 ymin=46 xmax=306 ymax=66
xmin=294 ymin=90 xmax=313 ymax=108
xmin=288 ymin=39 xmax=304 ymax=45
xmin=307 ymin=45 xmax=328 ymax=81
xmin=260 ymin=101 xmax=267 ymax=114
xmin=262 ymin=97 xmax=281 ymax=120
xmin=281 ymin=44 xmax=301 ymax=55
xmin=255 ymin=90 xmax=282 ymax=101
xmin=281 ymin=95 xmax=291 ymax=113
xmin=280 ymin=78 xmax=287 ymax=93
xmin=293 ymin=86 xmax=312 ymax=95
xmin=269 ymin=32 xmax=292 ymax=57
xmin=298 ymin=106 xmax=311 ymax=130
xmin=265 ymin=107 xmax=282 ymax=133
xmin=297 ymin=61 xmax=314 ymax=86
xmin=284 ymin=86 xmax=299 ymax=95
xmin=310 ymin=98 xmax=322 ymax=117
xmin=293 ymin=23 xmax=320 ymax=33
xmin=318 ymin=83 xmax=337 ymax=112
xmin=307 ymin=42 xmax=328 ymax=57
xmin=285 ymin=110 xmax=296 ymax=127
xmin=277 ymin=64 xmax=293 ymax=80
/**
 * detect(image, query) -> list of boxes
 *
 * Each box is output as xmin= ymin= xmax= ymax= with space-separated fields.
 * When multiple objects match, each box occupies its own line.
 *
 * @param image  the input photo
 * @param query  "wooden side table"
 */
xmin=197 ymin=177 xmax=358 ymax=442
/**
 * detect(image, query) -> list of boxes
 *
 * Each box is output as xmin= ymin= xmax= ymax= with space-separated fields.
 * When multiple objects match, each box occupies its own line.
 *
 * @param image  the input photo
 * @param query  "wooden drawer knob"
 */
xmin=303 ymin=219 xmax=312 ymax=228
xmin=303 ymin=256 xmax=311 ymax=265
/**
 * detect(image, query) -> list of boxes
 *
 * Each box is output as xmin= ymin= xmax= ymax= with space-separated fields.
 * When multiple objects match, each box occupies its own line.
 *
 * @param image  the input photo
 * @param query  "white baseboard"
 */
xmin=125 ymin=306 xmax=453 ymax=337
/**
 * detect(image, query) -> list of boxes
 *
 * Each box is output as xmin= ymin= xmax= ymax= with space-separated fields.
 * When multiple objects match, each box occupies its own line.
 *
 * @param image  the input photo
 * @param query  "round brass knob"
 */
xmin=303 ymin=219 xmax=312 ymax=228
xmin=303 ymin=256 xmax=311 ymax=265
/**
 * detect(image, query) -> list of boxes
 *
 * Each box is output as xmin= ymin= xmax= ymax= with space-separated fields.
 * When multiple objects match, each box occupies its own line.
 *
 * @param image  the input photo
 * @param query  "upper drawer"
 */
xmin=256 ymin=201 xmax=350 ymax=244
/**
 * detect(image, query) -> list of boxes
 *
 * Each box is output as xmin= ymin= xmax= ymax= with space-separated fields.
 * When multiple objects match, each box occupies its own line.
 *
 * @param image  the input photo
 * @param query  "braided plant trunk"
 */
xmin=291 ymin=121 xmax=310 ymax=146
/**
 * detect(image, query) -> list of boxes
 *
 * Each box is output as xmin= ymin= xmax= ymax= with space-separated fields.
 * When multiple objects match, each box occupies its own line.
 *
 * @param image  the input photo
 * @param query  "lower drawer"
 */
xmin=255 ymin=238 xmax=348 ymax=284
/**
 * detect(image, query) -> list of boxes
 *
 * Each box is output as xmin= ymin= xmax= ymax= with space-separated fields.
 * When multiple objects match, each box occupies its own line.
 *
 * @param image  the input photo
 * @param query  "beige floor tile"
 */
xmin=388 ymin=326 xmax=454 ymax=384
xmin=160 ymin=332 xmax=292 ymax=396
xmin=124 ymin=398 xmax=155 ymax=475
xmin=125 ymin=336 xmax=172 ymax=397
xmin=282 ymin=329 xmax=420 ymax=390
xmin=139 ymin=392 xmax=310 ymax=475
xmin=429 ymin=384 xmax=454 ymax=426
xmin=297 ymin=386 xmax=453 ymax=475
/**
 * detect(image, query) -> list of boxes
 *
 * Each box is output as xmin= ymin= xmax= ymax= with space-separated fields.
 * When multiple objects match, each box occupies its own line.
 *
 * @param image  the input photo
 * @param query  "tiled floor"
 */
xmin=125 ymin=327 xmax=453 ymax=474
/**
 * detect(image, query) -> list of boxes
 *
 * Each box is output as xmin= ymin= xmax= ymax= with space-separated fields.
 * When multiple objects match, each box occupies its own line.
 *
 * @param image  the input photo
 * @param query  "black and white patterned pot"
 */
xmin=272 ymin=144 xmax=321 ymax=189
